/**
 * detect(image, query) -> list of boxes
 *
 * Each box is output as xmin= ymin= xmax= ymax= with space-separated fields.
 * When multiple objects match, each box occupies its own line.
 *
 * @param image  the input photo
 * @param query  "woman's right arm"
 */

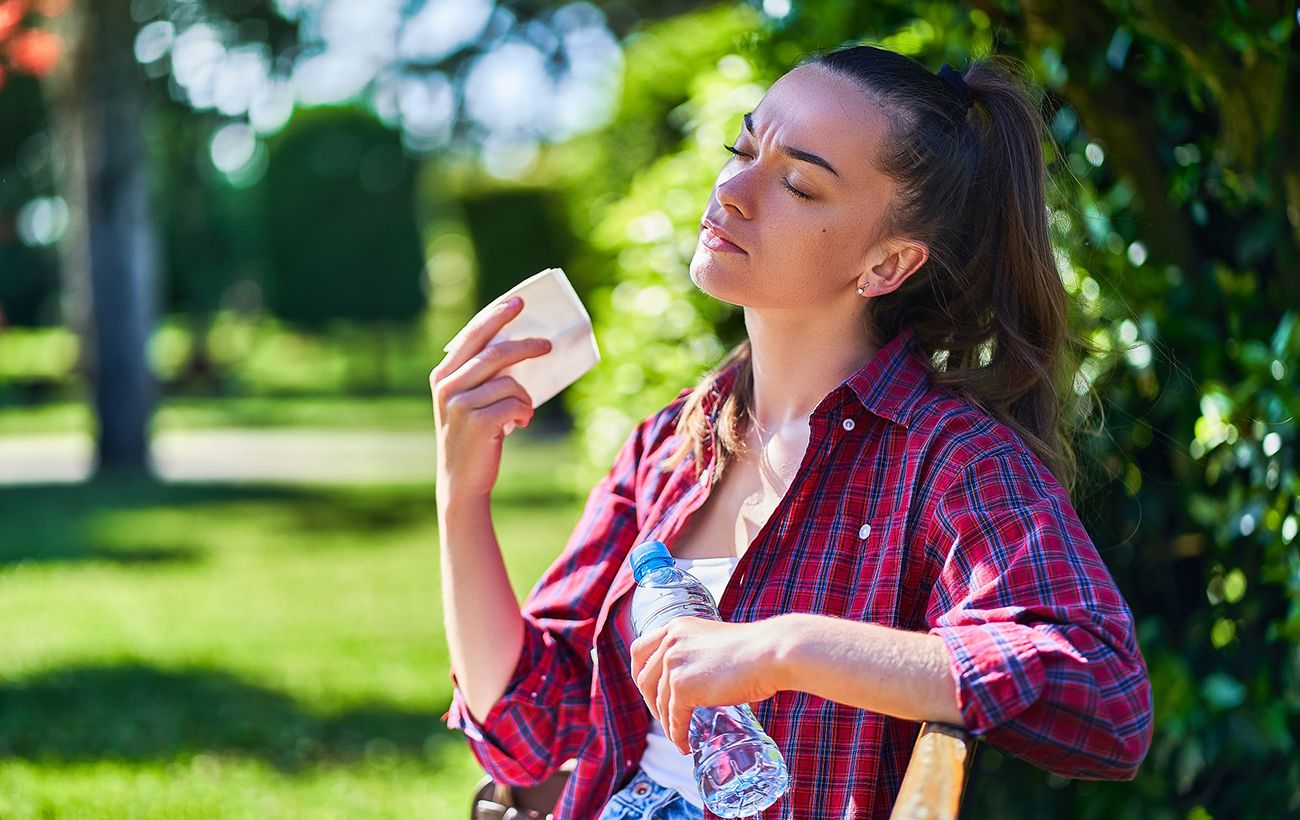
xmin=438 ymin=423 xmax=650 ymax=787
xmin=437 ymin=489 xmax=524 ymax=724
xmin=432 ymin=295 xmax=653 ymax=786
xmin=431 ymin=295 xmax=548 ymax=725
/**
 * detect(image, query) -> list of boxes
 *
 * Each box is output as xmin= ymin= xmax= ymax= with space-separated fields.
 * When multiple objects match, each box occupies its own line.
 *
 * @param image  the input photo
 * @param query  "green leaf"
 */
xmin=1271 ymin=311 xmax=1296 ymax=358
xmin=1223 ymin=568 xmax=1247 ymax=603
xmin=1202 ymin=673 xmax=1247 ymax=710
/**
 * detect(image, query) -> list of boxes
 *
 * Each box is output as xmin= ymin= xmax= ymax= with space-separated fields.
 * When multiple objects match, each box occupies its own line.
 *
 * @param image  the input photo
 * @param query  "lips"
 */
xmin=700 ymin=219 xmax=746 ymax=254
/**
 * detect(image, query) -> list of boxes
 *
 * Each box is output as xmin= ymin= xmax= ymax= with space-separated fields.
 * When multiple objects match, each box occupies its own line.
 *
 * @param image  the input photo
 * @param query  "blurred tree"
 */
xmin=260 ymin=107 xmax=424 ymax=392
xmin=0 ymin=71 xmax=60 ymax=333
xmin=40 ymin=0 xmax=159 ymax=474
xmin=458 ymin=185 xmax=576 ymax=426
xmin=461 ymin=188 xmax=575 ymax=310
xmin=0 ymin=0 xmax=714 ymax=466
xmin=0 ymin=0 xmax=61 ymax=91
xmin=262 ymin=108 xmax=423 ymax=328
xmin=150 ymin=102 xmax=264 ymax=392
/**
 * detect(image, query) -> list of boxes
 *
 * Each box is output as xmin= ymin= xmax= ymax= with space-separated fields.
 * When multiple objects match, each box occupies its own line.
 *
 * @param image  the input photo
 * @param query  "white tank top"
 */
xmin=633 ymin=555 xmax=742 ymax=809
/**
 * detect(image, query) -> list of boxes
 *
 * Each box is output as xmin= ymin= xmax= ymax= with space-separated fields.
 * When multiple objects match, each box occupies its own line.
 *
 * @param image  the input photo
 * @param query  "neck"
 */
xmin=741 ymin=305 xmax=880 ymax=438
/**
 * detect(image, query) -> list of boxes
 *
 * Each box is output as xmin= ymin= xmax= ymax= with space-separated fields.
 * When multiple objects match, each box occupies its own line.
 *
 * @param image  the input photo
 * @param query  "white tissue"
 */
xmin=443 ymin=268 xmax=600 ymax=429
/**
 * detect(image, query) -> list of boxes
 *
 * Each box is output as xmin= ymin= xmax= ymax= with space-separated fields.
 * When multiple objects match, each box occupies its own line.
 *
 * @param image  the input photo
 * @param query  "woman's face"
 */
xmin=690 ymin=63 xmax=906 ymax=310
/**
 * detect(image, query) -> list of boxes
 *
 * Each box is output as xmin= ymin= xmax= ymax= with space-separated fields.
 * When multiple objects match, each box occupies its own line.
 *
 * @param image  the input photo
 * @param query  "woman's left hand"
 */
xmin=630 ymin=616 xmax=785 ymax=754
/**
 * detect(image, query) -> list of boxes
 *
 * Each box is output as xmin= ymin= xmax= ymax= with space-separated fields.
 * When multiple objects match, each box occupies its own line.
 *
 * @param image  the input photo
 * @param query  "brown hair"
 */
xmin=660 ymin=44 xmax=1098 ymax=501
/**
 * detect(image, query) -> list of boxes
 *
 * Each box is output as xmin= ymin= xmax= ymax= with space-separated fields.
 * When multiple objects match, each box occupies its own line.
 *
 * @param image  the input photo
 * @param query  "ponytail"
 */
xmin=916 ymin=55 xmax=1093 ymax=499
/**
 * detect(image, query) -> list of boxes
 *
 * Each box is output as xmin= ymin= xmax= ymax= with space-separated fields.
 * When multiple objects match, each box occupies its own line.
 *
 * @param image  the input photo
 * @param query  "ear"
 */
xmin=858 ymin=240 xmax=928 ymax=297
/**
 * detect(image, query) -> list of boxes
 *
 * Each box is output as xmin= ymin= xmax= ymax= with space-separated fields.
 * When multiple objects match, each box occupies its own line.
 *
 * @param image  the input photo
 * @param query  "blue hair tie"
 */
xmin=937 ymin=63 xmax=973 ymax=112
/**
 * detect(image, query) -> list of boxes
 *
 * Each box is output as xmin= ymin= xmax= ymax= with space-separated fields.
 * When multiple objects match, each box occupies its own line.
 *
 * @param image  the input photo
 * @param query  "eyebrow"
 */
xmin=744 ymin=112 xmax=840 ymax=178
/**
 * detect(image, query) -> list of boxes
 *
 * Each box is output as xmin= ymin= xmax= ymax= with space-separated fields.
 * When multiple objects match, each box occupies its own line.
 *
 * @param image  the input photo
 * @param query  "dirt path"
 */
xmin=0 ymin=429 xmax=439 ymax=484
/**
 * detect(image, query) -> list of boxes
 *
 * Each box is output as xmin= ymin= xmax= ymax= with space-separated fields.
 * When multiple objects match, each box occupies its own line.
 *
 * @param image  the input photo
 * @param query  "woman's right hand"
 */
xmin=430 ymin=296 xmax=552 ymax=500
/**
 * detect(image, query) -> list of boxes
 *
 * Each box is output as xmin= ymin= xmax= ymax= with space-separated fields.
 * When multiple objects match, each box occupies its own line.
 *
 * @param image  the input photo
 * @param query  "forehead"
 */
xmin=751 ymin=64 xmax=890 ymax=184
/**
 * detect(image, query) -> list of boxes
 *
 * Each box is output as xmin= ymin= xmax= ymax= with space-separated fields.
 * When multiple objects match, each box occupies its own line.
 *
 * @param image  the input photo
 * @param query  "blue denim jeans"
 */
xmin=595 ymin=768 xmax=704 ymax=820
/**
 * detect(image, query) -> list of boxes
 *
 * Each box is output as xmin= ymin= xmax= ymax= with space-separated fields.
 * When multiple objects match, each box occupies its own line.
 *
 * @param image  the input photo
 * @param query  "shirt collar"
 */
xmin=703 ymin=326 xmax=930 ymax=429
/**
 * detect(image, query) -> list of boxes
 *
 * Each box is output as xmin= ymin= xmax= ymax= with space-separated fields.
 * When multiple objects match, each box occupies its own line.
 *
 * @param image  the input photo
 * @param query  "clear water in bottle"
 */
xmin=628 ymin=540 xmax=790 ymax=817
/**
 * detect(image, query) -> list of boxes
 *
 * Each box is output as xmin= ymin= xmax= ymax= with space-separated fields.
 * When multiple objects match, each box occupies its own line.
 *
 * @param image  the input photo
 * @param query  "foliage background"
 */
xmin=0 ymin=0 xmax=1296 ymax=817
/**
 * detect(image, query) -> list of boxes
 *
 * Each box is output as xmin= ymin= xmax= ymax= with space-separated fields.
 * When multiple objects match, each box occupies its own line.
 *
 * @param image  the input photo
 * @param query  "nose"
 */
xmin=714 ymin=166 xmax=753 ymax=219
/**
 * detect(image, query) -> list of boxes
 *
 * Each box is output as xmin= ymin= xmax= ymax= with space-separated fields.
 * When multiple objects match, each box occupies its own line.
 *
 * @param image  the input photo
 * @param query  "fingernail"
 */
xmin=506 ymin=296 xmax=522 ymax=309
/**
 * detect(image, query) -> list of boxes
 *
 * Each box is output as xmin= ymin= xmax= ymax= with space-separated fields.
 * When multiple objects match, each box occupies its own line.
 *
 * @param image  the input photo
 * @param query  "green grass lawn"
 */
xmin=0 ymin=429 xmax=588 ymax=818
xmin=0 ymin=396 xmax=439 ymax=437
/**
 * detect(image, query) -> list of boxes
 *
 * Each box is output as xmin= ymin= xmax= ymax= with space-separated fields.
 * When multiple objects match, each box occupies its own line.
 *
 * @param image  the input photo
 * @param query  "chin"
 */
xmin=688 ymin=248 xmax=719 ymax=288
xmin=688 ymin=251 xmax=745 ymax=306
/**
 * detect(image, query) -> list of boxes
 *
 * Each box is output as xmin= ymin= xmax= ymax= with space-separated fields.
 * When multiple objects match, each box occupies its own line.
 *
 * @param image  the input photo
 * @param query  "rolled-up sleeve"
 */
xmin=924 ymin=445 xmax=1154 ymax=780
xmin=441 ymin=418 xmax=649 ymax=786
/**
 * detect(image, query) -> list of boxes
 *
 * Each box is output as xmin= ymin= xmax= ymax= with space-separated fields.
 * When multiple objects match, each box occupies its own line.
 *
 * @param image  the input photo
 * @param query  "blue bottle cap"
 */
xmin=629 ymin=540 xmax=674 ymax=583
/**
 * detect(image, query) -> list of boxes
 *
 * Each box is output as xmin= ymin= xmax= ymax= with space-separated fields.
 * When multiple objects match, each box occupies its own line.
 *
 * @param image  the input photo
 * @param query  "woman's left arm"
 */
xmin=635 ymin=600 xmax=1148 ymax=778
xmin=910 ymin=449 xmax=1154 ymax=781
xmin=633 ymin=448 xmax=1154 ymax=780
xmin=631 ymin=613 xmax=963 ymax=753
xmin=766 ymin=614 xmax=965 ymax=726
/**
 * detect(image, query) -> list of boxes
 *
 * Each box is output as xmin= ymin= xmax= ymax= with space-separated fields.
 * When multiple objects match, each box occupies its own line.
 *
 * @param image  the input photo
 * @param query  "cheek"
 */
xmin=775 ymin=220 xmax=855 ymax=274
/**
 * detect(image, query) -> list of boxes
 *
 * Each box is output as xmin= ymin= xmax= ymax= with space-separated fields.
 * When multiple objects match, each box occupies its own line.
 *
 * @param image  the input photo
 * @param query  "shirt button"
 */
xmin=842 ymin=418 xmax=856 ymax=431
xmin=859 ymin=523 xmax=872 ymax=539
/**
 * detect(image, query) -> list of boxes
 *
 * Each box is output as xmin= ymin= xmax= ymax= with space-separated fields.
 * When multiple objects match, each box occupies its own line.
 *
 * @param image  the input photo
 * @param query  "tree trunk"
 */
xmin=45 ymin=0 xmax=159 ymax=475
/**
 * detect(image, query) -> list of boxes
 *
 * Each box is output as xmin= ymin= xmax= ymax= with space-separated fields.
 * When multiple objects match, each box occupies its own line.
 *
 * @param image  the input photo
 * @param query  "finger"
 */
xmin=635 ymin=639 xmax=670 ymax=722
xmin=441 ymin=337 xmax=553 ymax=395
xmin=471 ymin=394 xmax=535 ymax=440
xmin=437 ymin=384 xmax=534 ymax=442
xmin=457 ymin=374 xmax=538 ymax=426
xmin=434 ymin=337 xmax=551 ymax=409
xmin=435 ymin=296 xmax=525 ymax=378
xmin=449 ymin=374 xmax=520 ymax=408
xmin=630 ymin=628 xmax=666 ymax=677
xmin=656 ymin=647 xmax=674 ymax=733
xmin=669 ymin=700 xmax=692 ymax=755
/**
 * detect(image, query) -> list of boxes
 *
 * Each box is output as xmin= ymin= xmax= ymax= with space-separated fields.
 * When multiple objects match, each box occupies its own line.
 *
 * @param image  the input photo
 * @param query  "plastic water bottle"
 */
xmin=628 ymin=540 xmax=790 ymax=817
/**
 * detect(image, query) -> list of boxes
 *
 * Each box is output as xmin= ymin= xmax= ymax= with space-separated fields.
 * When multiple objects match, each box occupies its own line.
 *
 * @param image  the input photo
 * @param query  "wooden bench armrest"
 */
xmin=889 ymin=722 xmax=977 ymax=820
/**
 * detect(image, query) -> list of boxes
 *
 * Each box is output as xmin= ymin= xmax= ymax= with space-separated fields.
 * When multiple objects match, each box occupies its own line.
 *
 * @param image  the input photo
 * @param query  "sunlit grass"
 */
xmin=0 ymin=753 xmax=484 ymax=820
xmin=0 ymin=429 xmax=586 ymax=816
xmin=0 ymin=395 xmax=438 ymax=437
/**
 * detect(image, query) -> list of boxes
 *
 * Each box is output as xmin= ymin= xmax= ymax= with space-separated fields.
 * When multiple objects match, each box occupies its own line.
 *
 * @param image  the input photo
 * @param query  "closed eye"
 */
xmin=723 ymin=143 xmax=812 ymax=201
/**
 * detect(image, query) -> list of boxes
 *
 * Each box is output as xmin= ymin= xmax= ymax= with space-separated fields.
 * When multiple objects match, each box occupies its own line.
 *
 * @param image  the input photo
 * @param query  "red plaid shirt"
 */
xmin=443 ymin=326 xmax=1153 ymax=819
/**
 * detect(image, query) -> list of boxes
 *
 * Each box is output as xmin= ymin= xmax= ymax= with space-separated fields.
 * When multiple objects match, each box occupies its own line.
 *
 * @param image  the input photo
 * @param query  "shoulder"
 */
xmin=897 ymin=393 xmax=1092 ymax=573
xmin=603 ymin=386 xmax=696 ymax=476
xmin=587 ymin=386 xmax=697 ymax=513
xmin=632 ymin=386 xmax=695 ymax=442
xmin=905 ymin=388 xmax=1067 ymax=514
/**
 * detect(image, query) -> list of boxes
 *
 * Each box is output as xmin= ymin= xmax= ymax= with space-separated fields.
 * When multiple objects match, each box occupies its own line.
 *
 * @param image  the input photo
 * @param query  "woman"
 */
xmin=433 ymin=43 xmax=1154 ymax=819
